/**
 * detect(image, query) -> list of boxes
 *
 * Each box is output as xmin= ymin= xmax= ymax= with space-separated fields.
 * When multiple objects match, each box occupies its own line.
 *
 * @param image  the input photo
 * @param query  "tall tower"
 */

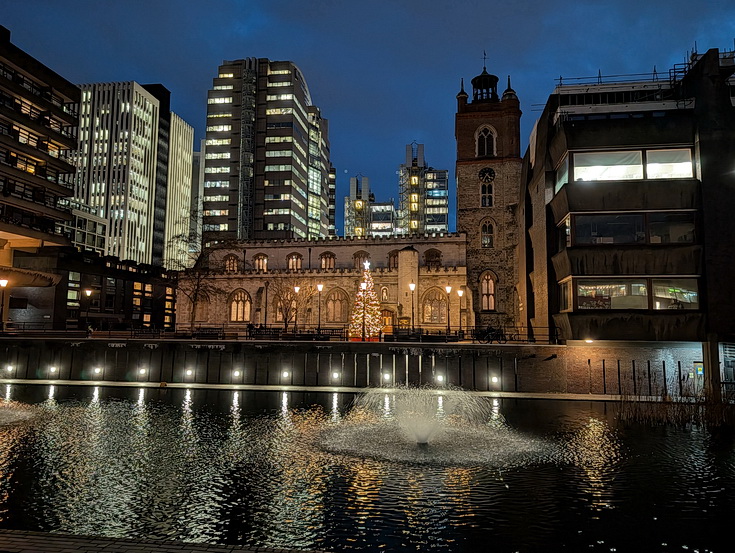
xmin=202 ymin=58 xmax=332 ymax=246
xmin=455 ymin=64 xmax=522 ymax=328
xmin=397 ymin=143 xmax=449 ymax=235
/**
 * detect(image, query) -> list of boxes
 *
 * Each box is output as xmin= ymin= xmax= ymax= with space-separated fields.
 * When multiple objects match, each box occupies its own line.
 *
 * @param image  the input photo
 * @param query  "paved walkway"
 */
xmin=0 ymin=529 xmax=329 ymax=553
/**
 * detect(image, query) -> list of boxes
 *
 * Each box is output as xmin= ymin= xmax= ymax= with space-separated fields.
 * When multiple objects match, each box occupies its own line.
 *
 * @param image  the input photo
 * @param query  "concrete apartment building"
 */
xmin=202 ymin=58 xmax=334 ymax=245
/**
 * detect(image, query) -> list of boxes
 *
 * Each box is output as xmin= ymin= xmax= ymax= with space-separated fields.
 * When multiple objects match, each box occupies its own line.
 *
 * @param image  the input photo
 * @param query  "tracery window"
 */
xmin=254 ymin=254 xmax=268 ymax=271
xmin=476 ymin=126 xmax=496 ymax=157
xmin=481 ymin=273 xmax=496 ymax=311
xmin=424 ymin=249 xmax=442 ymax=269
xmin=388 ymin=250 xmax=399 ymax=269
xmin=481 ymin=183 xmax=493 ymax=207
xmin=353 ymin=251 xmax=370 ymax=269
xmin=422 ymin=288 xmax=447 ymax=324
xmin=229 ymin=289 xmax=252 ymax=322
xmin=223 ymin=254 xmax=238 ymax=273
xmin=287 ymin=253 xmax=302 ymax=270
xmin=481 ymin=222 xmax=494 ymax=248
xmin=326 ymin=289 xmax=349 ymax=323
xmin=320 ymin=252 xmax=336 ymax=269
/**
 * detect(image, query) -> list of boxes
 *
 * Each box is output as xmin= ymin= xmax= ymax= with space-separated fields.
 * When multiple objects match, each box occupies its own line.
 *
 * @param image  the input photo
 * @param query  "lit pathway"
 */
xmin=0 ymin=378 xmax=646 ymax=402
xmin=0 ymin=529 xmax=330 ymax=553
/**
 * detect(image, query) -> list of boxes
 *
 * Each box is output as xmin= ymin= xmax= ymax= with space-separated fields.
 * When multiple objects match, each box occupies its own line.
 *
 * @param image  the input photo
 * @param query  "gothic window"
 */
xmin=481 ymin=222 xmax=494 ymax=248
xmin=476 ymin=126 xmax=496 ymax=157
xmin=388 ymin=250 xmax=399 ymax=269
xmin=326 ymin=288 xmax=349 ymax=323
xmin=229 ymin=289 xmax=252 ymax=322
xmin=424 ymin=249 xmax=442 ymax=269
xmin=381 ymin=309 xmax=394 ymax=327
xmin=254 ymin=254 xmax=268 ymax=272
xmin=353 ymin=251 xmax=370 ymax=269
xmin=481 ymin=273 xmax=496 ymax=311
xmin=223 ymin=254 xmax=238 ymax=273
xmin=422 ymin=288 xmax=447 ymax=324
xmin=481 ymin=183 xmax=494 ymax=207
xmin=287 ymin=253 xmax=302 ymax=270
xmin=320 ymin=252 xmax=336 ymax=269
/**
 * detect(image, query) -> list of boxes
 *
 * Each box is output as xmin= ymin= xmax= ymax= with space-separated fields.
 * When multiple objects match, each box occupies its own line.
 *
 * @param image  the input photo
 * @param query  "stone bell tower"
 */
xmin=455 ymin=62 xmax=522 ymax=329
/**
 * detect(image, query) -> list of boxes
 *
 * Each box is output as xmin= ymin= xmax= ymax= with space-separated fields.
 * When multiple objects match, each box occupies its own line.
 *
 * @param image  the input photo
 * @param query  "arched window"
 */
xmin=381 ymin=309 xmax=395 ymax=327
xmin=287 ymin=253 xmax=302 ymax=270
xmin=254 ymin=254 xmax=268 ymax=272
xmin=481 ymin=222 xmax=494 ymax=248
xmin=476 ymin=126 xmax=496 ymax=157
xmin=424 ymin=249 xmax=442 ymax=269
xmin=223 ymin=254 xmax=238 ymax=273
xmin=326 ymin=288 xmax=349 ymax=323
xmin=481 ymin=183 xmax=493 ymax=207
xmin=353 ymin=251 xmax=370 ymax=269
xmin=229 ymin=289 xmax=252 ymax=322
xmin=481 ymin=273 xmax=496 ymax=311
xmin=388 ymin=250 xmax=399 ymax=269
xmin=320 ymin=252 xmax=336 ymax=269
xmin=422 ymin=288 xmax=447 ymax=324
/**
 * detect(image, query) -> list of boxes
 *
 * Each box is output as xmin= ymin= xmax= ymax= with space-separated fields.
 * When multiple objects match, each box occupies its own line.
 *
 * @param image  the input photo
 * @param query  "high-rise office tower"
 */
xmin=202 ymin=58 xmax=333 ymax=245
xmin=344 ymin=174 xmax=397 ymax=237
xmin=397 ymin=143 xmax=449 ymax=234
xmin=75 ymin=82 xmax=193 ymax=266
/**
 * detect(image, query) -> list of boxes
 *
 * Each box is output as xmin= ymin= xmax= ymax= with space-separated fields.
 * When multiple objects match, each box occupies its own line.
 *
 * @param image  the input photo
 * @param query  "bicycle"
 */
xmin=476 ymin=326 xmax=508 ymax=344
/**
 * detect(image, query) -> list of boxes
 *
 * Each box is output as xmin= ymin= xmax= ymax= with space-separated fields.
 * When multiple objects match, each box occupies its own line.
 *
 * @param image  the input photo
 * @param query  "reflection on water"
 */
xmin=0 ymin=386 xmax=732 ymax=552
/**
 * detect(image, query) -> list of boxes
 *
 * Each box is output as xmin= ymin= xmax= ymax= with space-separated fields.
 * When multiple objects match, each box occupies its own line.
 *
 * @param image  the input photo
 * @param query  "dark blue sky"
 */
xmin=5 ymin=0 xmax=735 ymax=232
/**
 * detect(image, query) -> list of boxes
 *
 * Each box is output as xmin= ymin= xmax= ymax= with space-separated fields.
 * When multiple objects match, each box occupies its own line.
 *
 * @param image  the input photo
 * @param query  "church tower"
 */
xmin=455 ymin=63 xmax=522 ymax=329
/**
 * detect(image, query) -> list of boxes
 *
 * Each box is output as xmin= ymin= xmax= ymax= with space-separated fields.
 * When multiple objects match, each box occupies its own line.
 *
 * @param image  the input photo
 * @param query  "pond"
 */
xmin=0 ymin=384 xmax=732 ymax=552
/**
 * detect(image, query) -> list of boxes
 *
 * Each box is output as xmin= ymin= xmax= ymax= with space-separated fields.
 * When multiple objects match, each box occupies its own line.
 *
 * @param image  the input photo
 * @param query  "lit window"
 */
xmin=229 ymin=289 xmax=252 ymax=322
xmin=218 ymin=73 xmax=234 ymax=78
xmin=422 ymin=288 xmax=447 ymax=324
xmin=577 ymin=279 xmax=648 ymax=309
xmin=481 ymin=274 xmax=496 ymax=310
xmin=224 ymin=255 xmax=238 ymax=272
xmin=287 ymin=253 xmax=302 ymax=270
xmin=320 ymin=252 xmax=336 ymax=269
xmin=254 ymin=254 xmax=268 ymax=271
xmin=207 ymin=97 xmax=232 ymax=104
xmin=646 ymin=149 xmax=693 ymax=179
xmin=573 ymin=151 xmax=643 ymax=181
xmin=206 ymin=125 xmax=232 ymax=132
xmin=481 ymin=222 xmax=494 ymax=248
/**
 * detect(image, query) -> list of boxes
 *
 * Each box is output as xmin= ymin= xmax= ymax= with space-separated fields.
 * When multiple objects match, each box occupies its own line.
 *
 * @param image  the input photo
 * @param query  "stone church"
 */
xmin=176 ymin=63 xmax=522 ymax=335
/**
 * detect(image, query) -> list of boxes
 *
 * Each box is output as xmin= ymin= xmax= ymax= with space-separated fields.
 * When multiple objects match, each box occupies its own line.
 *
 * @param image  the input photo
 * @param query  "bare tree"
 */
xmin=268 ymin=273 xmax=317 ymax=331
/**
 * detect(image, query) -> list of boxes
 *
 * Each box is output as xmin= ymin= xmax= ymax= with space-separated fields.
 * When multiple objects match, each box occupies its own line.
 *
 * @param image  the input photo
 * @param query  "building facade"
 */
xmin=176 ymin=234 xmax=471 ymax=335
xmin=397 ymin=143 xmax=449 ymax=235
xmin=75 ymin=81 xmax=193 ymax=266
xmin=343 ymin=174 xmax=397 ymax=237
xmin=202 ymin=58 xmax=333 ymax=245
xmin=455 ymin=67 xmax=522 ymax=329
xmin=517 ymin=48 xmax=735 ymax=390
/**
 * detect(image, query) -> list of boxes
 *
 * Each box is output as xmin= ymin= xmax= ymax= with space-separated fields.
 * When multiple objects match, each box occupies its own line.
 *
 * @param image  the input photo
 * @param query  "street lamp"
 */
xmin=293 ymin=286 xmax=300 ymax=332
xmin=317 ymin=283 xmax=324 ymax=334
xmin=457 ymin=289 xmax=464 ymax=336
xmin=0 ymin=279 xmax=7 ymax=334
xmin=409 ymin=282 xmax=416 ymax=333
xmin=361 ymin=281 xmax=367 ymax=341
xmin=445 ymin=285 xmax=452 ymax=337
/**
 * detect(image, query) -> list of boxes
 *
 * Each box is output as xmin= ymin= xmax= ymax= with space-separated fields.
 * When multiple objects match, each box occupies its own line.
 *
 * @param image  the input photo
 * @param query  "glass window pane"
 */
xmin=555 ymin=156 xmax=568 ymax=194
xmin=652 ymin=279 xmax=699 ymax=310
xmin=573 ymin=151 xmax=643 ymax=181
xmin=577 ymin=279 xmax=648 ymax=309
xmin=646 ymin=149 xmax=693 ymax=179
xmin=648 ymin=212 xmax=695 ymax=243
xmin=574 ymin=214 xmax=645 ymax=244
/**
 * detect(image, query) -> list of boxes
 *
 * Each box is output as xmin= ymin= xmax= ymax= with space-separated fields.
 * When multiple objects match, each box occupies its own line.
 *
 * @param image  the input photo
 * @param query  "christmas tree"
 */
xmin=349 ymin=261 xmax=383 ymax=340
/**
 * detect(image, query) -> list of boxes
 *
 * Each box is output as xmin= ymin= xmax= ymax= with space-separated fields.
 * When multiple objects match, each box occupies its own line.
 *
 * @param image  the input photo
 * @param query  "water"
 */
xmin=0 ymin=385 xmax=733 ymax=552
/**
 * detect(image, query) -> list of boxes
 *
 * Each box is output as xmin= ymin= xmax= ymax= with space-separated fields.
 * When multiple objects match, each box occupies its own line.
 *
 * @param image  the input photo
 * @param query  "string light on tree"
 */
xmin=349 ymin=261 xmax=382 ymax=341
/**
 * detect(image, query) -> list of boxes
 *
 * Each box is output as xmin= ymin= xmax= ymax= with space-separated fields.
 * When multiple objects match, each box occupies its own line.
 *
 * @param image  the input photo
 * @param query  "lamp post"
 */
xmin=457 ymin=289 xmax=464 ymax=337
xmin=409 ymin=282 xmax=416 ymax=333
xmin=293 ymin=286 xmax=300 ymax=333
xmin=0 ymin=279 xmax=7 ymax=334
xmin=360 ymin=281 xmax=367 ymax=341
xmin=316 ymin=283 xmax=323 ymax=334
xmin=445 ymin=285 xmax=452 ymax=337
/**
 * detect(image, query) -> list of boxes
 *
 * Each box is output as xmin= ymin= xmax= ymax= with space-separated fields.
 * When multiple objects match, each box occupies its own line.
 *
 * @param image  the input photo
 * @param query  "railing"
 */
xmin=0 ymin=322 xmax=559 ymax=344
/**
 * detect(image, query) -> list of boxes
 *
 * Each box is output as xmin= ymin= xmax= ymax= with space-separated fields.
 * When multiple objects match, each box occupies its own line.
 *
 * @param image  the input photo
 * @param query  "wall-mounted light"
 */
xmin=436 ymin=374 xmax=445 ymax=383
xmin=233 ymin=370 xmax=241 ymax=378
xmin=49 ymin=366 xmax=58 ymax=374
xmin=93 ymin=367 xmax=102 ymax=375
xmin=332 ymin=371 xmax=340 ymax=380
xmin=282 ymin=370 xmax=290 ymax=379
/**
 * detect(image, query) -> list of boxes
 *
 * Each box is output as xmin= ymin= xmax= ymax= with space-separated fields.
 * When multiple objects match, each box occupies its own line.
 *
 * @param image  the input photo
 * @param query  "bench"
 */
xmin=192 ymin=328 xmax=224 ymax=339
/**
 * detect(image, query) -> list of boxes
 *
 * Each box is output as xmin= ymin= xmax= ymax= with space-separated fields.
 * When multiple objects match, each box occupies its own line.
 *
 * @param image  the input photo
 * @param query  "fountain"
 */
xmin=320 ymin=386 xmax=556 ymax=467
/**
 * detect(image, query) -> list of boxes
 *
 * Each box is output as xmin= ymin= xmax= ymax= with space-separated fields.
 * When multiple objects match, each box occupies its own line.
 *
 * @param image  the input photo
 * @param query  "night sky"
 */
xmin=4 ymin=0 xmax=735 ymax=232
